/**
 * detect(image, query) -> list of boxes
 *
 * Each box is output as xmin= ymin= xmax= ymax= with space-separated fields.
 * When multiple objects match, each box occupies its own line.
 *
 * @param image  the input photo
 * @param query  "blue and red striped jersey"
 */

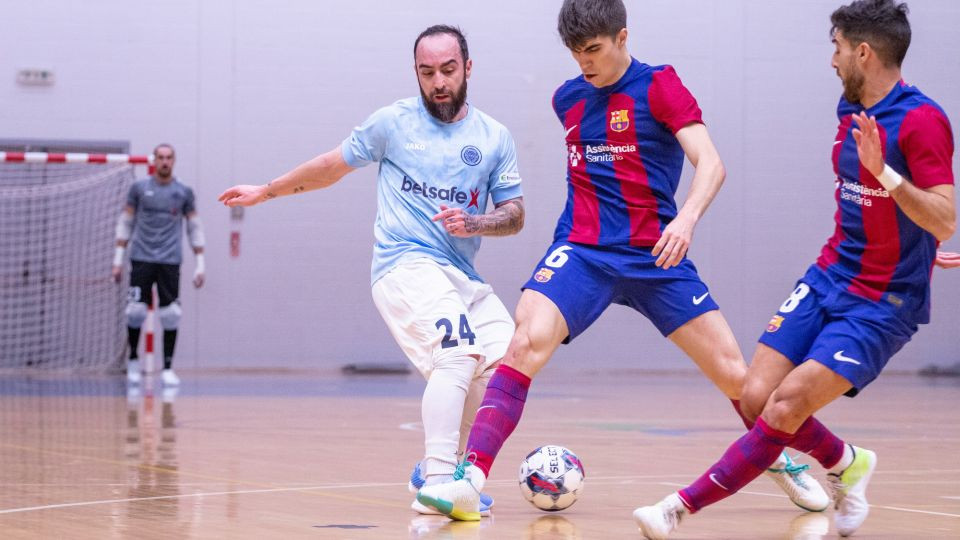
xmin=816 ymin=81 xmax=954 ymax=322
xmin=551 ymin=58 xmax=703 ymax=247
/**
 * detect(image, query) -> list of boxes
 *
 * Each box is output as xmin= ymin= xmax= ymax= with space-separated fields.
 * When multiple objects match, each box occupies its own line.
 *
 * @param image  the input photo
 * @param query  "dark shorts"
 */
xmin=521 ymin=241 xmax=719 ymax=342
xmin=129 ymin=260 xmax=180 ymax=307
xmin=758 ymin=265 xmax=918 ymax=396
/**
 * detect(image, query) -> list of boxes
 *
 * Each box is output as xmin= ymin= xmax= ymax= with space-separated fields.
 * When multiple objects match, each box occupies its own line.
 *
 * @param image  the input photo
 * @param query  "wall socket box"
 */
xmin=17 ymin=69 xmax=56 ymax=86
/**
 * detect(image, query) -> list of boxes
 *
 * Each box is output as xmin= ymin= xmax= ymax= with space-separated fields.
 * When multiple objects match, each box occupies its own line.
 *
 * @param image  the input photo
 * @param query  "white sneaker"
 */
xmin=161 ymin=368 xmax=180 ymax=386
xmin=828 ymin=446 xmax=876 ymax=537
xmin=127 ymin=360 xmax=141 ymax=384
xmin=416 ymin=461 xmax=485 ymax=521
xmin=765 ymin=452 xmax=830 ymax=511
xmin=633 ymin=493 xmax=687 ymax=540
xmin=408 ymin=461 xmax=494 ymax=516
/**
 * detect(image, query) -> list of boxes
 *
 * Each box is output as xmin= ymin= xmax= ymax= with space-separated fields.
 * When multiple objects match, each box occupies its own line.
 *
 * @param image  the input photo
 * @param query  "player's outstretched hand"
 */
xmin=935 ymin=251 xmax=960 ymax=269
xmin=111 ymin=265 xmax=122 ymax=283
xmin=652 ymin=214 xmax=696 ymax=269
xmin=851 ymin=112 xmax=884 ymax=177
xmin=433 ymin=205 xmax=477 ymax=238
xmin=218 ymin=185 xmax=265 ymax=207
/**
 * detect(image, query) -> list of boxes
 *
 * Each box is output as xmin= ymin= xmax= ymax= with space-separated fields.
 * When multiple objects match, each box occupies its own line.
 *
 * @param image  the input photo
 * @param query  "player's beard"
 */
xmin=422 ymin=79 xmax=468 ymax=123
xmin=840 ymin=64 xmax=866 ymax=104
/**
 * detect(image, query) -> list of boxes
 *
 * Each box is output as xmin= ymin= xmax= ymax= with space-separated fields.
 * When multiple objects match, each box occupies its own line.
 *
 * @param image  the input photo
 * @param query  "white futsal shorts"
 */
xmin=372 ymin=258 xmax=513 ymax=378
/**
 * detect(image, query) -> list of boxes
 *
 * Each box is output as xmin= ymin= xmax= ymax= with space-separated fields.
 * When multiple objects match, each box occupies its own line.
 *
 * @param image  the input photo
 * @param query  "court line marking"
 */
xmin=0 ymin=442 xmax=401 ymax=511
xmin=659 ymin=482 xmax=960 ymax=518
xmin=0 ymin=483 xmax=402 ymax=515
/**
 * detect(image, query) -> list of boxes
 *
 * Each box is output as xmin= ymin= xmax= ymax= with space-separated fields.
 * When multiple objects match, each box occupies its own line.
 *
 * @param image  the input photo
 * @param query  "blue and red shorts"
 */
xmin=521 ymin=241 xmax=719 ymax=342
xmin=758 ymin=265 xmax=918 ymax=396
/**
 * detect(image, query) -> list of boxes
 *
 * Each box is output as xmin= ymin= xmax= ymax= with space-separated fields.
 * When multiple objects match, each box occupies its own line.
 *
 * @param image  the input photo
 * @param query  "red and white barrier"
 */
xmin=1 ymin=151 xmax=155 ymax=174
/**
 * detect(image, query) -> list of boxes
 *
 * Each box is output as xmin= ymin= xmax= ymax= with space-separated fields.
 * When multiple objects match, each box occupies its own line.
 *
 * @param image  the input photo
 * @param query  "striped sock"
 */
xmin=679 ymin=417 xmax=795 ymax=512
xmin=789 ymin=416 xmax=845 ymax=469
xmin=465 ymin=365 xmax=531 ymax=477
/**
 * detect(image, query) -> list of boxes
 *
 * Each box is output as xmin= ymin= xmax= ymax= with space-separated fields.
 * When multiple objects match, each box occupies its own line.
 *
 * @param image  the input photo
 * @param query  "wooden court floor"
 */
xmin=0 ymin=369 xmax=957 ymax=539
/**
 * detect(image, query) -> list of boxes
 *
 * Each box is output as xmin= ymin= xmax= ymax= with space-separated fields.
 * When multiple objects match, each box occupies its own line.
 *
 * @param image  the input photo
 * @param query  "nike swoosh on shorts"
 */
xmin=832 ymin=350 xmax=861 ymax=365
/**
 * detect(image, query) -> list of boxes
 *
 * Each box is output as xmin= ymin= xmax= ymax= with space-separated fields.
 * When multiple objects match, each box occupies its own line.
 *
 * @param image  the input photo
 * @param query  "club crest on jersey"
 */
xmin=533 ymin=267 xmax=554 ymax=283
xmin=610 ymin=109 xmax=630 ymax=132
xmin=461 ymin=145 xmax=482 ymax=166
xmin=766 ymin=315 xmax=784 ymax=333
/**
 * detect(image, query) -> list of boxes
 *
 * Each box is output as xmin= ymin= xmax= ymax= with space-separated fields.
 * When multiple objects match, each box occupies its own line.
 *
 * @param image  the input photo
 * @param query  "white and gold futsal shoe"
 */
xmin=765 ymin=452 xmax=830 ymax=512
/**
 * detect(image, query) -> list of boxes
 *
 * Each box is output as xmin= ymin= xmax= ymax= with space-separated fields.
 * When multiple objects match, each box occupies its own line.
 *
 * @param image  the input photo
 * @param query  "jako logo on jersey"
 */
xmin=610 ymin=109 xmax=630 ymax=132
xmin=766 ymin=315 xmax=784 ymax=333
xmin=404 ymin=142 xmax=426 ymax=151
xmin=461 ymin=145 xmax=482 ymax=166
xmin=533 ymin=268 xmax=554 ymax=283
xmin=401 ymin=176 xmax=469 ymax=204
xmin=568 ymin=145 xmax=582 ymax=167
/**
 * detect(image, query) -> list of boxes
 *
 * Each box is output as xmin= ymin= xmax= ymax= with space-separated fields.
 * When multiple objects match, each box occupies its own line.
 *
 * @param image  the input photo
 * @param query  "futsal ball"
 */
xmin=518 ymin=445 xmax=585 ymax=511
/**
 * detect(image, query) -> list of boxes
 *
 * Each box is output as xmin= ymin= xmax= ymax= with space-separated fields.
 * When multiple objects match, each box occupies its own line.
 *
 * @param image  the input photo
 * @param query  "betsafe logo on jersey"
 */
xmin=401 ymin=176 xmax=480 ymax=208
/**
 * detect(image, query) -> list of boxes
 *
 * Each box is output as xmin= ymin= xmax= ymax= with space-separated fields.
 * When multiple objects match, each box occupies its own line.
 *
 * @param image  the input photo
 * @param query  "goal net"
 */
xmin=0 ymin=156 xmax=139 ymax=370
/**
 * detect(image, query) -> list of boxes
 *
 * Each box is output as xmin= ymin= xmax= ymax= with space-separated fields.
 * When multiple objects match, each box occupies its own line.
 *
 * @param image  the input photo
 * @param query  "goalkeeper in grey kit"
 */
xmin=112 ymin=143 xmax=206 ymax=386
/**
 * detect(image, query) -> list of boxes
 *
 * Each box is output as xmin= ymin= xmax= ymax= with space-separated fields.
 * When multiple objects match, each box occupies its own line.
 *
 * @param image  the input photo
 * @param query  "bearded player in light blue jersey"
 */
xmin=219 ymin=25 xmax=523 ymax=516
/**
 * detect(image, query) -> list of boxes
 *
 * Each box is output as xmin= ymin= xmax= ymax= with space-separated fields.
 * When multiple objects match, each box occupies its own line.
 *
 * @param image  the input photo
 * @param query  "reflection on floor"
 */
xmin=0 ymin=370 xmax=957 ymax=539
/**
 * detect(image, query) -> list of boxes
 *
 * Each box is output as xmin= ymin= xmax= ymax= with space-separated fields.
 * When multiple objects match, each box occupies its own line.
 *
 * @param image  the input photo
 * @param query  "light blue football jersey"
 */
xmin=341 ymin=96 xmax=523 ymax=284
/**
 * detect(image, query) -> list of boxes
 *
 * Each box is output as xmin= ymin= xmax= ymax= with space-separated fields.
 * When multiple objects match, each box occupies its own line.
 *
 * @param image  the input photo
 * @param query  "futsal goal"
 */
xmin=0 ymin=152 xmax=150 ymax=370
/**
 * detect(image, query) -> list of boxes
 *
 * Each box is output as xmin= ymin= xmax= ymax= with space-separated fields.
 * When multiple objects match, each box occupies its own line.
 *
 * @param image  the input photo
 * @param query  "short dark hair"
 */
xmin=830 ymin=0 xmax=911 ymax=67
xmin=557 ymin=0 xmax=627 ymax=50
xmin=413 ymin=25 xmax=469 ymax=63
xmin=153 ymin=143 xmax=175 ymax=156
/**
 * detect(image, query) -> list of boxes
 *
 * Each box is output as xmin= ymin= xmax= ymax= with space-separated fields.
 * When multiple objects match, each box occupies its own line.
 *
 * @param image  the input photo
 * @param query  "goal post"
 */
xmin=0 ymin=152 xmax=152 ymax=370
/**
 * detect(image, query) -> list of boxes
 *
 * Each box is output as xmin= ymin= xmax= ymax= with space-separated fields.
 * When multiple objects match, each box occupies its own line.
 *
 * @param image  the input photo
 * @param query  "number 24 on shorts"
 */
xmin=435 ymin=314 xmax=477 ymax=349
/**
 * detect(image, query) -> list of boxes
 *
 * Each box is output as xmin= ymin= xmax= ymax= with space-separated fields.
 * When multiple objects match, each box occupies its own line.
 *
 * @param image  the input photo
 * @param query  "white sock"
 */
xmin=422 ymin=355 xmax=476 ymax=479
xmin=829 ymin=444 xmax=855 ymax=474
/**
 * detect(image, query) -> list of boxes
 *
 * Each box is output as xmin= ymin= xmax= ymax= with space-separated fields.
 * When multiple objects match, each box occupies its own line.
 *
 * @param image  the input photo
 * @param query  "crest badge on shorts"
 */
xmin=534 ymin=268 xmax=554 ymax=283
xmin=766 ymin=315 xmax=784 ymax=333
xmin=610 ymin=109 xmax=630 ymax=132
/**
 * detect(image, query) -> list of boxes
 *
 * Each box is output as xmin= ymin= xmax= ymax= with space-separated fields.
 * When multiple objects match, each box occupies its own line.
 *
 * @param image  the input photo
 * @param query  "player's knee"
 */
xmin=158 ymin=302 xmax=182 ymax=330
xmin=125 ymin=302 xmax=149 ymax=328
xmin=763 ymin=386 xmax=815 ymax=430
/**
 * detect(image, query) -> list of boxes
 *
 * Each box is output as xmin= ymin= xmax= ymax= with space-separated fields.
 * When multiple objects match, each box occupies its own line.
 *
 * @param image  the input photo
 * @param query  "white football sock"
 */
xmin=422 ymin=354 xmax=477 ymax=480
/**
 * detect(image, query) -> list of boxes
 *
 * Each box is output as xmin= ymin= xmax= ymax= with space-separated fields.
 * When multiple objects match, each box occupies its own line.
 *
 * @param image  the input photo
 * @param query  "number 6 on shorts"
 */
xmin=545 ymin=245 xmax=573 ymax=268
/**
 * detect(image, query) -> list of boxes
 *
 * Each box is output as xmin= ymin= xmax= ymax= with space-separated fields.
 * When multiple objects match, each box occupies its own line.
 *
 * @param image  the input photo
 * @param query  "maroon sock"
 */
xmin=788 ymin=416 xmax=845 ymax=469
xmin=678 ymin=417 xmax=795 ymax=512
xmin=464 ymin=365 xmax=531 ymax=477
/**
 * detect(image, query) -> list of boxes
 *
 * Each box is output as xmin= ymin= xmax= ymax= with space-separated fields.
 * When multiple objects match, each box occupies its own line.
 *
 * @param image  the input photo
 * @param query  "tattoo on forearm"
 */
xmin=293 ymin=185 xmax=305 ymax=193
xmin=263 ymin=181 xmax=277 ymax=200
xmin=466 ymin=199 xmax=524 ymax=236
